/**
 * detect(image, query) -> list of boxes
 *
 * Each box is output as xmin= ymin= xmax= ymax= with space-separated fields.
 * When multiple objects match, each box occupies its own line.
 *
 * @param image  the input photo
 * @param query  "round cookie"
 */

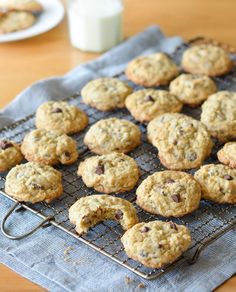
xmin=181 ymin=44 xmax=233 ymax=76
xmin=5 ymin=162 xmax=63 ymax=203
xmin=35 ymin=101 xmax=88 ymax=135
xmin=84 ymin=118 xmax=141 ymax=154
xmin=69 ymin=195 xmax=139 ymax=234
xmin=169 ymin=74 xmax=217 ymax=107
xmin=201 ymin=91 xmax=236 ymax=142
xmin=136 ymin=171 xmax=201 ymax=217
xmin=0 ymin=11 xmax=35 ymax=34
xmin=21 ymin=129 xmax=78 ymax=166
xmin=125 ymin=52 xmax=179 ymax=87
xmin=194 ymin=164 xmax=236 ymax=204
xmin=125 ymin=89 xmax=182 ymax=123
xmin=78 ymin=153 xmax=140 ymax=193
xmin=0 ymin=0 xmax=43 ymax=13
xmin=121 ymin=220 xmax=191 ymax=268
xmin=81 ymin=78 xmax=132 ymax=111
xmin=147 ymin=113 xmax=213 ymax=170
xmin=0 ymin=140 xmax=23 ymax=172
xmin=217 ymin=142 xmax=236 ymax=168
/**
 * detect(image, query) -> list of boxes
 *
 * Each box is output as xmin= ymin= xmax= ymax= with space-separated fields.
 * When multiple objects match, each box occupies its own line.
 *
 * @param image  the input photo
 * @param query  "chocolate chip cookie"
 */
xmin=136 ymin=171 xmax=201 ymax=217
xmin=181 ymin=44 xmax=233 ymax=76
xmin=69 ymin=194 xmax=139 ymax=234
xmin=81 ymin=78 xmax=132 ymax=111
xmin=35 ymin=101 xmax=88 ymax=135
xmin=0 ymin=0 xmax=43 ymax=14
xmin=125 ymin=52 xmax=179 ymax=87
xmin=78 ymin=152 xmax=140 ymax=193
xmin=21 ymin=129 xmax=78 ymax=166
xmin=147 ymin=113 xmax=213 ymax=170
xmin=5 ymin=162 xmax=63 ymax=203
xmin=121 ymin=220 xmax=191 ymax=268
xmin=84 ymin=118 xmax=141 ymax=154
xmin=201 ymin=91 xmax=236 ymax=142
xmin=217 ymin=142 xmax=236 ymax=168
xmin=169 ymin=74 xmax=217 ymax=107
xmin=125 ymin=89 xmax=182 ymax=123
xmin=194 ymin=164 xmax=236 ymax=204
xmin=0 ymin=140 xmax=23 ymax=172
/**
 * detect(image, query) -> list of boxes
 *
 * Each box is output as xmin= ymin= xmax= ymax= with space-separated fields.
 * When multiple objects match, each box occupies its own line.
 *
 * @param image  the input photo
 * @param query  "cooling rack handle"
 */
xmin=1 ymin=202 xmax=53 ymax=240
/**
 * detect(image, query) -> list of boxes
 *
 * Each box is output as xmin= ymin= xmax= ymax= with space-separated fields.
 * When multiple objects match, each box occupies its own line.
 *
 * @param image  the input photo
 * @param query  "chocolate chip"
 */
xmin=144 ymin=95 xmax=155 ymax=102
xmin=173 ymin=140 xmax=178 ymax=145
xmin=95 ymin=163 xmax=104 ymax=175
xmin=115 ymin=209 xmax=123 ymax=220
xmin=141 ymin=226 xmax=150 ymax=233
xmin=170 ymin=222 xmax=178 ymax=230
xmin=186 ymin=152 xmax=197 ymax=161
xmin=171 ymin=194 xmax=181 ymax=203
xmin=0 ymin=140 xmax=13 ymax=150
xmin=140 ymin=250 xmax=148 ymax=257
xmin=223 ymin=175 xmax=233 ymax=180
xmin=52 ymin=108 xmax=63 ymax=113
xmin=166 ymin=179 xmax=175 ymax=184
xmin=158 ymin=244 xmax=163 ymax=248
xmin=64 ymin=151 xmax=71 ymax=158
xmin=31 ymin=183 xmax=44 ymax=190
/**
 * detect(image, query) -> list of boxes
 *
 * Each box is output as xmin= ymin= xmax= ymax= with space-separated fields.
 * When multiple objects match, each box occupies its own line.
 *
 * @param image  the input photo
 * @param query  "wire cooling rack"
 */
xmin=1 ymin=38 xmax=236 ymax=280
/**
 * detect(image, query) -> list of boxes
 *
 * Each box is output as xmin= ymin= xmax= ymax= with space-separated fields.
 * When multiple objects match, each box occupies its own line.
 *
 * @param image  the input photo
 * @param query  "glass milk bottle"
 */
xmin=67 ymin=0 xmax=124 ymax=52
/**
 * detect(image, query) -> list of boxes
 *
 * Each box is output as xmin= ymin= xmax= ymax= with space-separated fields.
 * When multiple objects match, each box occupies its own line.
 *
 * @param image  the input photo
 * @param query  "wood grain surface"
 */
xmin=0 ymin=0 xmax=235 ymax=291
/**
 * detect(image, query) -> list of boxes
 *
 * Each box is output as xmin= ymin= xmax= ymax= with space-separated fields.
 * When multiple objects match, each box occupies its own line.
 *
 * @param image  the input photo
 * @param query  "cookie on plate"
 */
xmin=217 ymin=142 xmax=236 ymax=168
xmin=125 ymin=52 xmax=179 ymax=87
xmin=194 ymin=164 xmax=236 ymax=204
xmin=169 ymin=74 xmax=217 ymax=107
xmin=0 ymin=11 xmax=35 ymax=34
xmin=69 ymin=195 xmax=139 ymax=234
xmin=147 ymin=113 xmax=213 ymax=170
xmin=84 ymin=118 xmax=141 ymax=154
xmin=81 ymin=78 xmax=132 ymax=111
xmin=201 ymin=91 xmax=236 ymax=142
xmin=21 ymin=129 xmax=78 ymax=166
xmin=5 ymin=162 xmax=63 ymax=203
xmin=121 ymin=220 xmax=191 ymax=268
xmin=0 ymin=140 xmax=23 ymax=172
xmin=136 ymin=171 xmax=201 ymax=217
xmin=35 ymin=101 xmax=88 ymax=135
xmin=125 ymin=89 xmax=182 ymax=123
xmin=78 ymin=152 xmax=140 ymax=193
xmin=0 ymin=0 xmax=43 ymax=14
xmin=181 ymin=44 xmax=233 ymax=76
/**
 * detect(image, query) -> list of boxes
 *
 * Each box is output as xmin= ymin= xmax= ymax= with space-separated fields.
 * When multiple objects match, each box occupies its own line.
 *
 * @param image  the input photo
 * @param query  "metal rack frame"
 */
xmin=0 ymin=37 xmax=236 ymax=280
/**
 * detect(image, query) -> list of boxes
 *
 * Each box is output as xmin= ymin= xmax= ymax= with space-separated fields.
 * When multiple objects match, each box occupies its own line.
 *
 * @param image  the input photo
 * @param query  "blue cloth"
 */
xmin=0 ymin=26 xmax=235 ymax=291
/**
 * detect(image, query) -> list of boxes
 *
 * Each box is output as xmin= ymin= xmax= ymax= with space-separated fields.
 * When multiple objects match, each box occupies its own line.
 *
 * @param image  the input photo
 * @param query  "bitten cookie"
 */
xmin=121 ymin=220 xmax=191 ymax=268
xmin=78 ymin=153 xmax=140 ymax=193
xmin=181 ymin=44 xmax=233 ymax=76
xmin=5 ymin=162 xmax=63 ymax=203
xmin=69 ymin=195 xmax=139 ymax=234
xmin=194 ymin=164 xmax=236 ymax=204
xmin=201 ymin=91 xmax=236 ymax=142
xmin=0 ymin=11 xmax=35 ymax=34
xmin=125 ymin=89 xmax=182 ymax=123
xmin=0 ymin=0 xmax=43 ymax=13
xmin=169 ymin=74 xmax=217 ymax=107
xmin=136 ymin=171 xmax=201 ymax=217
xmin=217 ymin=142 xmax=236 ymax=168
xmin=81 ymin=78 xmax=132 ymax=111
xmin=21 ymin=129 xmax=78 ymax=166
xmin=84 ymin=118 xmax=141 ymax=154
xmin=0 ymin=140 xmax=23 ymax=172
xmin=35 ymin=101 xmax=88 ymax=135
xmin=147 ymin=113 xmax=213 ymax=170
xmin=125 ymin=53 xmax=179 ymax=87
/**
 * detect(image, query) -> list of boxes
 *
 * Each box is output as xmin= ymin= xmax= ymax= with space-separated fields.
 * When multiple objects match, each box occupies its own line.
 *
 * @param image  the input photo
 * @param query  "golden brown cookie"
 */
xmin=0 ymin=140 xmax=23 ymax=172
xmin=217 ymin=142 xmax=236 ymax=168
xmin=0 ymin=0 xmax=43 ymax=14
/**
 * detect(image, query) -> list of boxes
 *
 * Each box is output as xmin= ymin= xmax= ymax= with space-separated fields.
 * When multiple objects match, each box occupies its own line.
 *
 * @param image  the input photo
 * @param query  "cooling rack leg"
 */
xmin=1 ymin=202 xmax=53 ymax=240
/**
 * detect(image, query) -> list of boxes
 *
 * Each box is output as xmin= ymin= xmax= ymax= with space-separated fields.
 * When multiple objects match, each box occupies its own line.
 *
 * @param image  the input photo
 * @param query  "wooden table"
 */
xmin=0 ymin=0 xmax=235 ymax=290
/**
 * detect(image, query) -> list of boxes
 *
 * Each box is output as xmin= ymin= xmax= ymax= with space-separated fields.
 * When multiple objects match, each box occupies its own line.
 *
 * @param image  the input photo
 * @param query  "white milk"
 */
xmin=67 ymin=0 xmax=124 ymax=52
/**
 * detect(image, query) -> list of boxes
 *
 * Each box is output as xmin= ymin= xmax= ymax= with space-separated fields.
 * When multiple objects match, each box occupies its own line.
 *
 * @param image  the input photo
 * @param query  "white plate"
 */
xmin=0 ymin=0 xmax=65 ymax=42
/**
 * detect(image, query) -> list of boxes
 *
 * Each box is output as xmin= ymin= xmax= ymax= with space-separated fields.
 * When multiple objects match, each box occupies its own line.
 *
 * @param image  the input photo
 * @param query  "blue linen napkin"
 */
xmin=0 ymin=26 xmax=235 ymax=292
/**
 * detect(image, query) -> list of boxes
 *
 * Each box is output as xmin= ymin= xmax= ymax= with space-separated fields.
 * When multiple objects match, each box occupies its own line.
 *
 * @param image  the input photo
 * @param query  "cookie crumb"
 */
xmin=125 ymin=276 xmax=134 ymax=284
xmin=138 ymin=283 xmax=145 ymax=289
